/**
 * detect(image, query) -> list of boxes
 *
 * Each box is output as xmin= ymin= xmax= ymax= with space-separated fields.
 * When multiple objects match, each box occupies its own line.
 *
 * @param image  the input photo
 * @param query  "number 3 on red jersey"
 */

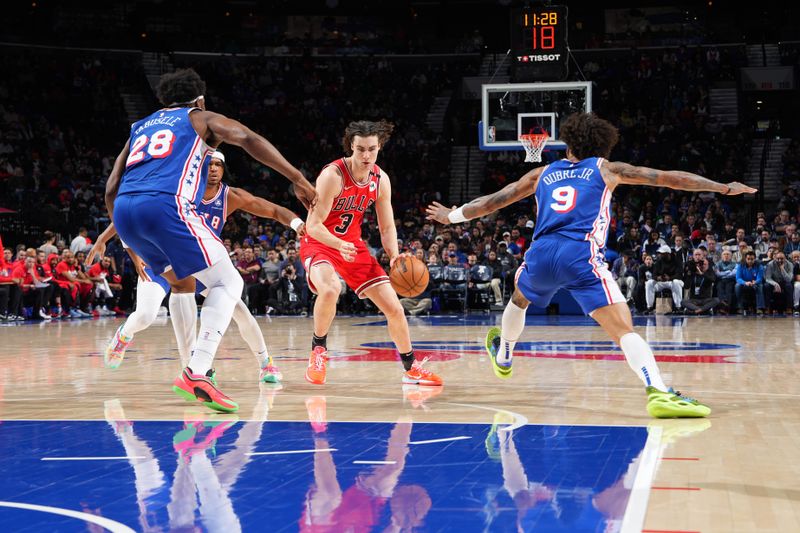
xmin=126 ymin=129 xmax=176 ymax=167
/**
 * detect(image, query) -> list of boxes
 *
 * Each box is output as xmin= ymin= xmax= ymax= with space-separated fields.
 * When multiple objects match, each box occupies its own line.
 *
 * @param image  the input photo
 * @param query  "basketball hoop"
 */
xmin=519 ymin=132 xmax=549 ymax=163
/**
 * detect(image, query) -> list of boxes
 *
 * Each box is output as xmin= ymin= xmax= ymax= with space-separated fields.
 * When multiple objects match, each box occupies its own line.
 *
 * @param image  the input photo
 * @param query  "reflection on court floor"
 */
xmin=0 ymin=415 xmax=649 ymax=532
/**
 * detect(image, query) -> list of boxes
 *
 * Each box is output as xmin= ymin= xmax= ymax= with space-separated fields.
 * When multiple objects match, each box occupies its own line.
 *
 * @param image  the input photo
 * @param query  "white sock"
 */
xmin=189 ymin=260 xmax=243 ymax=375
xmin=619 ymin=332 xmax=668 ymax=391
xmin=232 ymin=298 xmax=270 ymax=368
xmin=169 ymin=292 xmax=197 ymax=367
xmin=498 ymin=301 xmax=527 ymax=365
xmin=121 ymin=280 xmax=167 ymax=339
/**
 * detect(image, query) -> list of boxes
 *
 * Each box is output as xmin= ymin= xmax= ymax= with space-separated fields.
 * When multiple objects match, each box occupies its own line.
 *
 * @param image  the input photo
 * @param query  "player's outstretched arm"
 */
xmin=426 ymin=166 xmax=544 ymax=225
xmin=197 ymin=112 xmax=316 ymax=209
xmin=85 ymin=223 xmax=118 ymax=265
xmin=227 ymin=187 xmax=305 ymax=236
xmin=104 ymin=141 xmax=131 ymax=218
xmin=604 ymin=161 xmax=757 ymax=195
xmin=306 ymin=167 xmax=356 ymax=262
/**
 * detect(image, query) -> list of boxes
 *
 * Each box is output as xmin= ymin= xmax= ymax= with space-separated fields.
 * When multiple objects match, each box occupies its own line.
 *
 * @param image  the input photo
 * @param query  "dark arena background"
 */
xmin=1 ymin=1 xmax=800 ymax=532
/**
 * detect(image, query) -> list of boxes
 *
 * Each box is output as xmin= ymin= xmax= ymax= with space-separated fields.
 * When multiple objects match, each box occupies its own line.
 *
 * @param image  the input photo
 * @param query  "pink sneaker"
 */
xmin=172 ymin=367 xmax=238 ymax=413
xmin=259 ymin=363 xmax=283 ymax=384
xmin=104 ymin=325 xmax=131 ymax=369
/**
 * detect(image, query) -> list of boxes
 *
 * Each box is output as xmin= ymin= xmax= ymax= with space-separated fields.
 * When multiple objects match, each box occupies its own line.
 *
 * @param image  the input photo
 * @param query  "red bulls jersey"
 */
xmin=308 ymin=158 xmax=381 ymax=244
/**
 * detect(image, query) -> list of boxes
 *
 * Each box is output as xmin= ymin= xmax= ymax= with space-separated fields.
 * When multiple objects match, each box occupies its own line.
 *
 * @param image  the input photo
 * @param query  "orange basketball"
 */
xmin=390 ymin=255 xmax=429 ymax=298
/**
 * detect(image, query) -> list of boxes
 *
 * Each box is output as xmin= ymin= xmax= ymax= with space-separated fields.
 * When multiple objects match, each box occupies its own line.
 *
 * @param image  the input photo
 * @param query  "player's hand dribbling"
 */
xmin=390 ymin=252 xmax=409 ymax=270
xmin=85 ymin=242 xmax=106 ymax=265
xmin=724 ymin=182 xmax=757 ymax=195
xmin=425 ymin=201 xmax=457 ymax=225
xmin=339 ymin=241 xmax=357 ymax=262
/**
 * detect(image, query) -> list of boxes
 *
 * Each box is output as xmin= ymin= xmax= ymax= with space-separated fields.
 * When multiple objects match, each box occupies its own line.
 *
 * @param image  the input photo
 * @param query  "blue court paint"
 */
xmin=0 ymin=420 xmax=647 ymax=532
xmin=360 ymin=340 xmax=739 ymax=352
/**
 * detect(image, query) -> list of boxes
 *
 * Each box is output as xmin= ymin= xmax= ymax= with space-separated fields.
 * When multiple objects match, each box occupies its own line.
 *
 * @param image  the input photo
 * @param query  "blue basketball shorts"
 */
xmin=514 ymin=235 xmax=625 ymax=315
xmin=114 ymin=193 xmax=227 ymax=280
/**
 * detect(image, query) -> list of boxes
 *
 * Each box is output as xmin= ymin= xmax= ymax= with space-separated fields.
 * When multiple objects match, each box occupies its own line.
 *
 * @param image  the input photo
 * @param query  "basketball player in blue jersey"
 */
xmin=427 ymin=113 xmax=756 ymax=418
xmin=92 ymin=151 xmax=305 ymax=384
xmin=104 ymin=69 xmax=315 ymax=412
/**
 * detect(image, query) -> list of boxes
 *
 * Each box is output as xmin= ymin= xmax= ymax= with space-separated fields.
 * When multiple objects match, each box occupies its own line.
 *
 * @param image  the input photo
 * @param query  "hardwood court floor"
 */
xmin=1 ymin=313 xmax=798 ymax=532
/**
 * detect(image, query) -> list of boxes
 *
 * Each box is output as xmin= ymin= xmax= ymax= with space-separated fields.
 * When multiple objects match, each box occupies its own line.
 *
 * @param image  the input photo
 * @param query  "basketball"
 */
xmin=390 ymin=255 xmax=429 ymax=298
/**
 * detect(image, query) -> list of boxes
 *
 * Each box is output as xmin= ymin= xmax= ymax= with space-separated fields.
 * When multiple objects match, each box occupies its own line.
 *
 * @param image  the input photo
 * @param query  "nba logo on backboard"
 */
xmin=488 ymin=126 xmax=496 ymax=143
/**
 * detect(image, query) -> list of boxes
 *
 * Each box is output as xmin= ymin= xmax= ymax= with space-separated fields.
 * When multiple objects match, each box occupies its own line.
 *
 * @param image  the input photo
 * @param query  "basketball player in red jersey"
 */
xmin=300 ymin=120 xmax=442 ymax=386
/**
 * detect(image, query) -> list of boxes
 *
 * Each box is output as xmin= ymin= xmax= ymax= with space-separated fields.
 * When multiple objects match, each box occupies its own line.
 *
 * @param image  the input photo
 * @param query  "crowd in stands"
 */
xmin=3 ymin=39 xmax=800 ymax=322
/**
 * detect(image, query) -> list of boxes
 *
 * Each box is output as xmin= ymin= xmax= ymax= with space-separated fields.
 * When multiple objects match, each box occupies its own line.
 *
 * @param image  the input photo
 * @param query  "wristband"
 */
xmin=447 ymin=206 xmax=469 ymax=224
xmin=290 ymin=218 xmax=304 ymax=231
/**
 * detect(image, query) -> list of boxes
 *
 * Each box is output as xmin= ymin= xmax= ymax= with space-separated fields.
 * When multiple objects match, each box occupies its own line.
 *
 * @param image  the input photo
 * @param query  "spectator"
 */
xmin=792 ymin=250 xmax=800 ymax=316
xmin=784 ymin=232 xmax=800 ymax=256
xmin=645 ymin=245 xmax=684 ymax=314
xmin=236 ymin=247 xmax=262 ymax=314
xmin=87 ymin=256 xmax=120 ymax=316
xmin=11 ymin=256 xmax=51 ymax=320
xmin=69 ymin=227 xmax=92 ymax=255
xmin=611 ymin=250 xmax=637 ymax=305
xmin=643 ymin=230 xmax=666 ymax=257
xmin=482 ymin=250 xmax=505 ymax=306
xmin=265 ymin=263 xmax=304 ymax=315
xmin=764 ymin=252 xmax=794 ymax=314
xmin=714 ymin=249 xmax=738 ymax=314
xmin=39 ymin=231 xmax=59 ymax=257
xmin=735 ymin=251 xmax=765 ymax=316
xmin=682 ymin=251 xmax=719 ymax=315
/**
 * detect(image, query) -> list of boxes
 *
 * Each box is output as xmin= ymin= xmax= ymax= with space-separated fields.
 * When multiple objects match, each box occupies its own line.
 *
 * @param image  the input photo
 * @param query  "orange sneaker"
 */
xmin=305 ymin=346 xmax=328 ymax=385
xmin=403 ymin=357 xmax=443 ymax=386
xmin=305 ymin=396 xmax=327 ymax=433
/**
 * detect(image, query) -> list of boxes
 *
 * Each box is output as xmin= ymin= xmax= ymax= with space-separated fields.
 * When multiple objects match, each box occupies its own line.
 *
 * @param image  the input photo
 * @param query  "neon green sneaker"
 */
xmin=485 ymin=327 xmax=512 ymax=379
xmin=646 ymin=387 xmax=711 ymax=418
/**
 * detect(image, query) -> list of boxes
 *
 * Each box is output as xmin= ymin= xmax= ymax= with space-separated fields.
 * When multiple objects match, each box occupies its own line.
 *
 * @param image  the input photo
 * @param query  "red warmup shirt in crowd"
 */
xmin=11 ymin=264 xmax=34 ymax=292
xmin=88 ymin=263 xmax=108 ymax=279
xmin=55 ymin=261 xmax=78 ymax=283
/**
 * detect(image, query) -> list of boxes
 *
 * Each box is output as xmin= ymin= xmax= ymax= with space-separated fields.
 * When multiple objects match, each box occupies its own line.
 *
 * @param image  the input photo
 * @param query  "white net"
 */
xmin=519 ymin=133 xmax=549 ymax=163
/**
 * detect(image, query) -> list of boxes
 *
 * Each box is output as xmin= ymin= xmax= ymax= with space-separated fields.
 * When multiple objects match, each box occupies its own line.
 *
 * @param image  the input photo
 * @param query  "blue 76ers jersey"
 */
xmin=532 ymin=157 xmax=611 ymax=247
xmin=118 ymin=107 xmax=213 ymax=203
xmin=195 ymin=183 xmax=229 ymax=238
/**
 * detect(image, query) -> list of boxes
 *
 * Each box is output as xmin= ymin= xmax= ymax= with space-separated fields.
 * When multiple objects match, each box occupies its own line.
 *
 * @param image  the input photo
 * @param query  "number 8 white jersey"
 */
xmin=118 ymin=107 xmax=213 ymax=204
xmin=532 ymin=157 xmax=611 ymax=247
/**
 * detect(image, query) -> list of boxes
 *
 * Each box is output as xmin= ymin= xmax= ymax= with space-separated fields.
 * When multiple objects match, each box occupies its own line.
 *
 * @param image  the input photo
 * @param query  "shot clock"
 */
xmin=511 ymin=5 xmax=569 ymax=82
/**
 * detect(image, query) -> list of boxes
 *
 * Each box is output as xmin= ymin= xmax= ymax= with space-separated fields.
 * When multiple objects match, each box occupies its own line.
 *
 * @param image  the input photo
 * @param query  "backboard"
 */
xmin=478 ymin=81 xmax=592 ymax=152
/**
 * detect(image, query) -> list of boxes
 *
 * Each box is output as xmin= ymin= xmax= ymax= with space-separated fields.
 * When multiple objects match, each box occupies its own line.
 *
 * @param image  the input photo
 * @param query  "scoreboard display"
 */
xmin=511 ymin=5 xmax=569 ymax=82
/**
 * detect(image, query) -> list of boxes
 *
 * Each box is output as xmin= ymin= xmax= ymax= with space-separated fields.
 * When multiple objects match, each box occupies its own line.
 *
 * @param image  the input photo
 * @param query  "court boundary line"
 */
xmin=620 ymin=424 xmax=662 ymax=533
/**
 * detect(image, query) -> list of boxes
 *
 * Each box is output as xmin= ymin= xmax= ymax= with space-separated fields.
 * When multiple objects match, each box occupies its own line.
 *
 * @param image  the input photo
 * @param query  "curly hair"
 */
xmin=156 ymin=68 xmax=207 ymax=107
xmin=558 ymin=112 xmax=619 ymax=160
xmin=342 ymin=120 xmax=395 ymax=154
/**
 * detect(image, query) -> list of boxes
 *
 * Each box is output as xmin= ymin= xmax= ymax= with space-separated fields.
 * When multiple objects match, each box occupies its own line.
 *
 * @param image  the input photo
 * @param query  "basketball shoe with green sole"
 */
xmin=485 ymin=327 xmax=513 ymax=379
xmin=646 ymin=387 xmax=711 ymax=418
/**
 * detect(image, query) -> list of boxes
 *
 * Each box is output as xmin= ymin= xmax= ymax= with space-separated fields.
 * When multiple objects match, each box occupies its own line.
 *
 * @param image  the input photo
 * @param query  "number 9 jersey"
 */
xmin=118 ymin=107 xmax=213 ymax=204
xmin=532 ymin=157 xmax=611 ymax=247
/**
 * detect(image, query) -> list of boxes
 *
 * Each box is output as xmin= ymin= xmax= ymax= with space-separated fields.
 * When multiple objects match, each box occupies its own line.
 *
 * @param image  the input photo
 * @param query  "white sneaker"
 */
xmin=39 ymin=308 xmax=52 ymax=320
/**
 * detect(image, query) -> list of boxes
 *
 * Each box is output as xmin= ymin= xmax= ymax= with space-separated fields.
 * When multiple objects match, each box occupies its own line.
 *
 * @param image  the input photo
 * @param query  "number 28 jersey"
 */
xmin=307 ymin=158 xmax=382 ymax=245
xmin=532 ymin=157 xmax=611 ymax=247
xmin=117 ymin=107 xmax=213 ymax=204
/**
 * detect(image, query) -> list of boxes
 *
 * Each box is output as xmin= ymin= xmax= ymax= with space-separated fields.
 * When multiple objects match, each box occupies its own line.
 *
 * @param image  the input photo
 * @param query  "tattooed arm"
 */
xmin=426 ymin=166 xmax=545 ymax=224
xmin=603 ymin=161 xmax=756 ymax=195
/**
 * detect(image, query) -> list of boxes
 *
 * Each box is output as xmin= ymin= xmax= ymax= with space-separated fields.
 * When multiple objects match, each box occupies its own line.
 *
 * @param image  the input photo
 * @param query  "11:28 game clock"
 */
xmin=511 ymin=5 xmax=569 ymax=82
